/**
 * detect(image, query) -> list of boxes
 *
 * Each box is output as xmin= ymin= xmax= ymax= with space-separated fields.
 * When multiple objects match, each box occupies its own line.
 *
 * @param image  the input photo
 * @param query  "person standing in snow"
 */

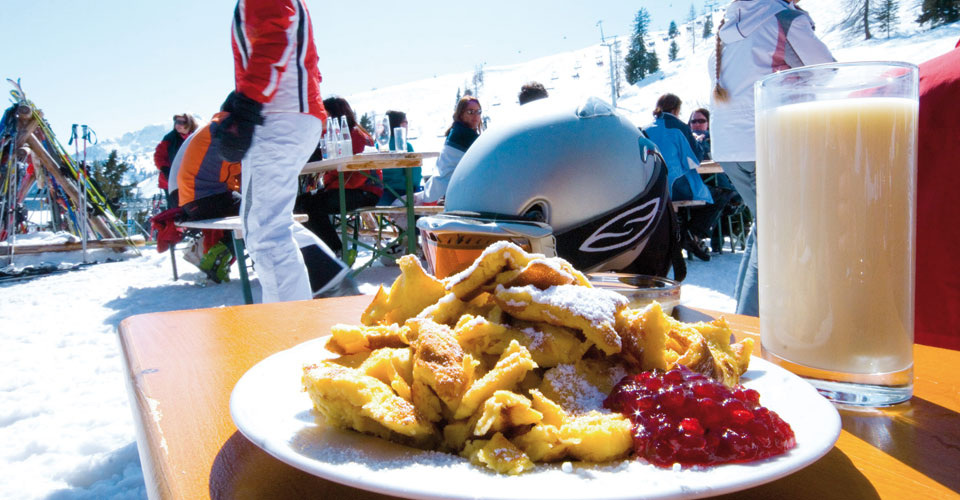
xmin=708 ymin=0 xmax=835 ymax=315
xmin=422 ymin=96 xmax=483 ymax=204
xmin=215 ymin=0 xmax=348 ymax=302
xmin=154 ymin=113 xmax=198 ymax=208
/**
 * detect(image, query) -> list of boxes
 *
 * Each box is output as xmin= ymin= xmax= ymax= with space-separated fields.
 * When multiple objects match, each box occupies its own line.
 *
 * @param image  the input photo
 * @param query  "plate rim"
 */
xmin=230 ymin=336 xmax=842 ymax=500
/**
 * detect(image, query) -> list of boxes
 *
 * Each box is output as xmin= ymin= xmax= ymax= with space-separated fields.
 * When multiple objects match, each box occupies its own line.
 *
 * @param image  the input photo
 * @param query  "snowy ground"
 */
xmin=0 ymin=232 xmax=739 ymax=499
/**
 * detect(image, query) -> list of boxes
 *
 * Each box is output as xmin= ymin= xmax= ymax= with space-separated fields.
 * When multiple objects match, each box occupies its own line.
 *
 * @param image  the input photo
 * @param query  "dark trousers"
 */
xmin=181 ymin=191 xmax=241 ymax=220
xmin=181 ymin=191 xmax=242 ymax=255
xmin=297 ymin=189 xmax=380 ymax=252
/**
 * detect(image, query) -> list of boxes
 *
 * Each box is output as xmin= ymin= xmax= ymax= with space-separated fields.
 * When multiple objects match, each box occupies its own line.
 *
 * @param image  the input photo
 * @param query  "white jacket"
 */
xmin=708 ymin=0 xmax=834 ymax=162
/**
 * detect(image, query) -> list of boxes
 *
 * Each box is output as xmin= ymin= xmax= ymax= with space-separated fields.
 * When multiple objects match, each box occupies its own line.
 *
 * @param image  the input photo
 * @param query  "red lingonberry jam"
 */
xmin=604 ymin=365 xmax=795 ymax=467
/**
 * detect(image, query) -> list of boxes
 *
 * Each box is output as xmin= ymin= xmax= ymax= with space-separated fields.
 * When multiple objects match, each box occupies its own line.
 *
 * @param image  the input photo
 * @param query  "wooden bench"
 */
xmin=173 ymin=214 xmax=308 ymax=305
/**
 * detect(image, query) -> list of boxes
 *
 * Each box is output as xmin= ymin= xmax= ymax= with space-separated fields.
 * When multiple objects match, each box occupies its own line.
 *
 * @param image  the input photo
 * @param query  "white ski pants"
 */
xmin=241 ymin=112 xmax=333 ymax=303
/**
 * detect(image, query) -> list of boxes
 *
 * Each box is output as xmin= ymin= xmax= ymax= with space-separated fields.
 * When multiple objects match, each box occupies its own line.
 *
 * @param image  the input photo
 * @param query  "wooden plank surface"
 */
xmin=0 ymin=235 xmax=145 ymax=255
xmin=698 ymin=161 xmax=724 ymax=174
xmin=300 ymin=152 xmax=439 ymax=176
xmin=119 ymin=299 xmax=960 ymax=500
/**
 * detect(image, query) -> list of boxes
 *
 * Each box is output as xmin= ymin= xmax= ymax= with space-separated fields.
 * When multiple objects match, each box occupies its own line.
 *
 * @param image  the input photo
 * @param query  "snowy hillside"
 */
xmin=92 ymin=0 xmax=958 ymax=194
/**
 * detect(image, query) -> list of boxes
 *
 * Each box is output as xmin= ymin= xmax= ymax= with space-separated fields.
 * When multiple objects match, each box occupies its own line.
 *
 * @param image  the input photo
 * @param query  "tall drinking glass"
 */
xmin=376 ymin=115 xmax=391 ymax=151
xmin=755 ymin=62 xmax=918 ymax=406
xmin=393 ymin=127 xmax=407 ymax=152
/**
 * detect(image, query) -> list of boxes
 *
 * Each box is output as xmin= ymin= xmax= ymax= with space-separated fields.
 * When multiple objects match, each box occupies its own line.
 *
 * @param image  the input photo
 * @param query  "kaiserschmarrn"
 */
xmin=302 ymin=241 xmax=754 ymax=474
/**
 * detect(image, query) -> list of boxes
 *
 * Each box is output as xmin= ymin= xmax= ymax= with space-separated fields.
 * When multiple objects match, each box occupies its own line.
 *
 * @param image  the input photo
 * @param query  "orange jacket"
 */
xmin=177 ymin=112 xmax=242 ymax=206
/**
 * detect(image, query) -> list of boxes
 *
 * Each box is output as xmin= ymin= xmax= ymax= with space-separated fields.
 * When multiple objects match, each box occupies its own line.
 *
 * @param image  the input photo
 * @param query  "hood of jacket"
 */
xmin=719 ymin=0 xmax=801 ymax=43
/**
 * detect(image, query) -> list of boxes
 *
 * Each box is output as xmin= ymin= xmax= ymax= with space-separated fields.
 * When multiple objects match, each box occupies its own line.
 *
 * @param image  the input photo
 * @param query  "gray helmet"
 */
xmin=445 ymin=97 xmax=683 ymax=278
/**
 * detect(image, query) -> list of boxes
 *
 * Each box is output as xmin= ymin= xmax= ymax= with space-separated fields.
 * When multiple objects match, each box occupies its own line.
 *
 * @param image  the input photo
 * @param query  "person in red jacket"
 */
xmin=214 ymin=0 xmax=347 ymax=302
xmin=298 ymin=96 xmax=379 ymax=253
xmin=154 ymin=113 xmax=198 ymax=207
xmin=915 ymin=39 xmax=960 ymax=350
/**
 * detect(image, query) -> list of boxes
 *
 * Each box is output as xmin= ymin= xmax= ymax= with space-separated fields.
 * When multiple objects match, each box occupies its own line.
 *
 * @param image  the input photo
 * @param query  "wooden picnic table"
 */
xmin=301 ymin=151 xmax=439 ymax=261
xmin=118 ymin=297 xmax=960 ymax=499
xmin=697 ymin=160 xmax=724 ymax=174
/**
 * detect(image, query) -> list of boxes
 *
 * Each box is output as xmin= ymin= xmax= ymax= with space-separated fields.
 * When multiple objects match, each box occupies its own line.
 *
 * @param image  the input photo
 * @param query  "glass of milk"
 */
xmin=755 ymin=62 xmax=918 ymax=406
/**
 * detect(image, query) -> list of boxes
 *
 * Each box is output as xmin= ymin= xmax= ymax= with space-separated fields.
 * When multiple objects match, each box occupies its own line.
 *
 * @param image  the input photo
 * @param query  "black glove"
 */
xmin=214 ymin=91 xmax=265 ymax=162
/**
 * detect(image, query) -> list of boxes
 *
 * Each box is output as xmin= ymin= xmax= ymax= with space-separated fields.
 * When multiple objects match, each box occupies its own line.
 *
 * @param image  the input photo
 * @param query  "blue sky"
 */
xmin=2 ymin=0 xmax=709 ymax=140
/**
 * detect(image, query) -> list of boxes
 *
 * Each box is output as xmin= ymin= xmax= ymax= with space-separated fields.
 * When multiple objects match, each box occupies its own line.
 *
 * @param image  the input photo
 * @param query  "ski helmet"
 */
xmin=444 ymin=97 xmax=682 ymax=278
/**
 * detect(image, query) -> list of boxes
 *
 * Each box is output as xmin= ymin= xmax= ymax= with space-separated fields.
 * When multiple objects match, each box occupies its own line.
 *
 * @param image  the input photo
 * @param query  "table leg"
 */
xmin=170 ymin=242 xmax=178 ymax=281
xmin=405 ymin=167 xmax=416 ymax=256
xmin=232 ymin=232 xmax=253 ymax=305
xmin=337 ymin=172 xmax=353 ymax=265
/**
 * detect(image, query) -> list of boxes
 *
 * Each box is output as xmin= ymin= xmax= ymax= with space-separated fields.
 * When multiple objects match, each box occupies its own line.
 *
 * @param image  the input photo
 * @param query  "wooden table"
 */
xmin=697 ymin=160 xmax=724 ymax=174
xmin=301 ymin=152 xmax=439 ymax=260
xmin=118 ymin=298 xmax=960 ymax=499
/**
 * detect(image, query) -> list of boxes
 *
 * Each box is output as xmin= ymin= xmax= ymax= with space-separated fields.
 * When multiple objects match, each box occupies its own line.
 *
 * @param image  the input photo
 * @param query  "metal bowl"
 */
xmin=587 ymin=273 xmax=681 ymax=314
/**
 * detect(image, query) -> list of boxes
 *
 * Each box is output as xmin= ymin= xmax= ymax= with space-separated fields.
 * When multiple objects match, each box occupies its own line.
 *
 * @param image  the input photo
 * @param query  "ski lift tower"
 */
xmin=597 ymin=20 xmax=617 ymax=108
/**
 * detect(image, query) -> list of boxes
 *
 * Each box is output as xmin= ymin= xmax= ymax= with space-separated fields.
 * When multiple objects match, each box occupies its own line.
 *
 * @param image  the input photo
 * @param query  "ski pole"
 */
xmin=80 ymin=124 xmax=92 ymax=262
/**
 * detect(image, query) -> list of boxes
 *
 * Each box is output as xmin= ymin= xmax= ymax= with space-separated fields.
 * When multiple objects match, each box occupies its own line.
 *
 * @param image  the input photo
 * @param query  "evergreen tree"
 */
xmin=669 ymin=40 xmax=680 ymax=61
xmin=646 ymin=49 xmax=660 ymax=75
xmin=625 ymin=8 xmax=655 ymax=84
xmin=668 ymin=20 xmax=679 ymax=38
xmin=702 ymin=10 xmax=714 ymax=38
xmin=92 ymin=150 xmax=132 ymax=209
xmin=874 ymin=0 xmax=900 ymax=38
xmin=359 ymin=113 xmax=373 ymax=133
xmin=455 ymin=87 xmax=461 ymax=106
xmin=841 ymin=0 xmax=873 ymax=40
xmin=916 ymin=0 xmax=960 ymax=26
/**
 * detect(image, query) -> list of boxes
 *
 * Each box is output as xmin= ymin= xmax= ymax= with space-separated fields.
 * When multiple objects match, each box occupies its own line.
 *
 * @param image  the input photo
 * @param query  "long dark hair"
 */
xmin=386 ymin=110 xmax=407 ymax=130
xmin=322 ymin=96 xmax=370 ymax=135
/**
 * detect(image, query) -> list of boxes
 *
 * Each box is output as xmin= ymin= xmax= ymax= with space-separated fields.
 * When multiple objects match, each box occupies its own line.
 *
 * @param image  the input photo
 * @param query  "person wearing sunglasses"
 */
xmin=154 ymin=113 xmax=198 ymax=207
xmin=422 ymin=96 xmax=482 ymax=204
xmin=688 ymin=108 xmax=711 ymax=160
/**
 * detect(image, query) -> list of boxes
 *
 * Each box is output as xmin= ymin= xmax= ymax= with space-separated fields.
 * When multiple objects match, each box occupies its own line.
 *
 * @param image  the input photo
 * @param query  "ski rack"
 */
xmin=1 ymin=79 xmax=142 ymax=259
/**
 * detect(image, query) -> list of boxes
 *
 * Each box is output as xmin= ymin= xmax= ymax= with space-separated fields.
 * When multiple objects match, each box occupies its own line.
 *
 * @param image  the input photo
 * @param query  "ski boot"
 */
xmin=199 ymin=241 xmax=232 ymax=283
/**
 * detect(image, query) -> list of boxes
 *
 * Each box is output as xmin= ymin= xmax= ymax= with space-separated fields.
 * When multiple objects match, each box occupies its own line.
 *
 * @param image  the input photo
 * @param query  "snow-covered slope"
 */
xmin=95 ymin=0 xmax=958 ymax=190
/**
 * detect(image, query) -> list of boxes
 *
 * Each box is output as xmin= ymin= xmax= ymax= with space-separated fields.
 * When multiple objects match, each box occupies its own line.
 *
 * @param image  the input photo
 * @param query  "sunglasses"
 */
xmin=465 ymin=109 xmax=482 ymax=116
xmin=690 ymin=118 xmax=708 ymax=125
xmin=174 ymin=119 xmax=188 ymax=126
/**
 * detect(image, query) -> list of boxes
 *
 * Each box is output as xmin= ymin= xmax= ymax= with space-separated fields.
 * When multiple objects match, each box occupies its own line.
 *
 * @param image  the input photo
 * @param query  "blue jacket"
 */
xmin=643 ymin=113 xmax=713 ymax=203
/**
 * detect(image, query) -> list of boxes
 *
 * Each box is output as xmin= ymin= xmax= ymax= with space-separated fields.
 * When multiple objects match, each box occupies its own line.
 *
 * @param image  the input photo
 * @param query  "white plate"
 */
xmin=231 ymin=338 xmax=841 ymax=500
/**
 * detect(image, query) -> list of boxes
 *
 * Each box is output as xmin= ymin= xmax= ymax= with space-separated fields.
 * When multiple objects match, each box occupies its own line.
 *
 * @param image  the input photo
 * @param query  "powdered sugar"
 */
xmin=497 ymin=284 xmax=627 ymax=329
xmin=542 ymin=364 xmax=610 ymax=414
xmin=519 ymin=327 xmax=545 ymax=349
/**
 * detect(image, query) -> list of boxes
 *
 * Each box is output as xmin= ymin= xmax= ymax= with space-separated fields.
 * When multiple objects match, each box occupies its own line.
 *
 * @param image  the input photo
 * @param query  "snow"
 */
xmin=1 ymin=3 xmax=957 ymax=497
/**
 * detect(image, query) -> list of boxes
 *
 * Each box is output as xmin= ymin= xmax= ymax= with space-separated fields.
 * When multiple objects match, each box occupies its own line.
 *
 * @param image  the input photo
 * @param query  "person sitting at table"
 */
xmin=154 ymin=113 xmax=199 ymax=209
xmin=178 ymin=111 xmax=345 ymax=294
xmin=378 ymin=110 xmax=420 ymax=206
xmin=642 ymin=93 xmax=714 ymax=261
xmin=688 ymin=108 xmax=711 ymax=160
xmin=518 ymin=81 xmax=549 ymax=105
xmin=298 ymin=96 xmax=380 ymax=254
xmin=688 ymin=107 xmax=742 ymax=254
xmin=422 ymin=96 xmax=482 ymax=205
